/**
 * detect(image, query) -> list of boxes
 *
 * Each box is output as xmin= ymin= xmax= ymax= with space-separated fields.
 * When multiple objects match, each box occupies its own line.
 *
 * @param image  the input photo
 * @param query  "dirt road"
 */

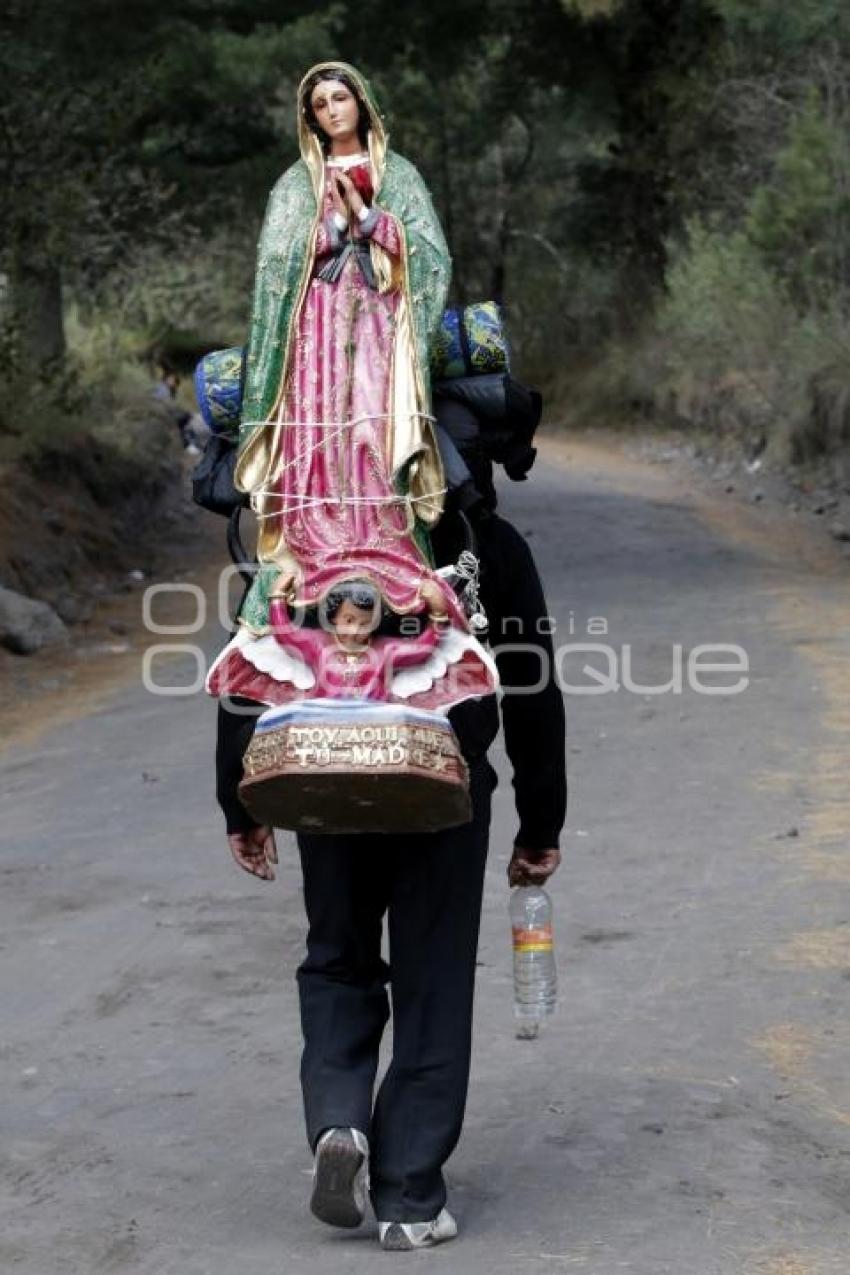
xmin=2 ymin=437 xmax=849 ymax=1274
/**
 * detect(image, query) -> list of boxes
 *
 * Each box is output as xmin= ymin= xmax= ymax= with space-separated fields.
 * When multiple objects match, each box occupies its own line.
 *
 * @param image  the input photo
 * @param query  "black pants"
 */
xmin=295 ymin=758 xmax=496 ymax=1222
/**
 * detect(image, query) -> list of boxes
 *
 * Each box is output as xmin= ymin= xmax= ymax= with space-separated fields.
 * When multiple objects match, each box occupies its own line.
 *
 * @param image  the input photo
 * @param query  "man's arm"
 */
xmin=484 ymin=517 xmax=567 ymax=857
xmin=216 ymin=697 xmax=263 ymax=833
xmin=216 ymin=696 xmax=278 ymax=881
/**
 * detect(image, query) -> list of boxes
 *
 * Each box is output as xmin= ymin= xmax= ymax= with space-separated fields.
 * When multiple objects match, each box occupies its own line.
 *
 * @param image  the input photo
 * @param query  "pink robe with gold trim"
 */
xmin=207 ymin=161 xmax=497 ymax=711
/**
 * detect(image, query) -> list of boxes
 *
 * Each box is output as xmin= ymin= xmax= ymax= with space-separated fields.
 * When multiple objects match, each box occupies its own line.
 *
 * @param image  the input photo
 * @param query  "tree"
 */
xmin=0 ymin=0 xmax=334 ymax=370
xmin=0 ymin=0 xmax=175 ymax=367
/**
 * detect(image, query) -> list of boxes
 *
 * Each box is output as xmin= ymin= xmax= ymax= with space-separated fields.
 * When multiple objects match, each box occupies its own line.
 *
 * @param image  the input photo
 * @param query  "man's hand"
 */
xmin=227 ymin=825 xmax=278 ymax=882
xmin=507 ymin=844 xmax=561 ymax=887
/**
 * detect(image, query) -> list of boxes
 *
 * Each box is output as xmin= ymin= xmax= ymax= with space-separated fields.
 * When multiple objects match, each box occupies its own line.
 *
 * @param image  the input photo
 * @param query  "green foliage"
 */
xmin=138 ymin=8 xmax=344 ymax=217
xmin=746 ymin=91 xmax=850 ymax=312
xmin=105 ymin=225 xmax=260 ymax=351
xmin=709 ymin=0 xmax=850 ymax=47
xmin=661 ymin=220 xmax=790 ymax=374
xmin=559 ymin=0 xmax=624 ymax=16
xmin=656 ymin=219 xmax=801 ymax=434
xmin=649 ymin=214 xmax=850 ymax=457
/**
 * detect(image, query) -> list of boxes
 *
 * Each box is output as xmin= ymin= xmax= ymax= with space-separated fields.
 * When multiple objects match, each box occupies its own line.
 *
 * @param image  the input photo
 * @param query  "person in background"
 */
xmin=152 ymin=363 xmax=200 ymax=455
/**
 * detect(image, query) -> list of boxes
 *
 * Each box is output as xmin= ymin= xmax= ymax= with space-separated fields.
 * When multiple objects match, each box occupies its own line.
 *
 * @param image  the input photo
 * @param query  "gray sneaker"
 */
xmin=378 ymin=1207 xmax=458 ymax=1251
xmin=309 ymin=1127 xmax=369 ymax=1228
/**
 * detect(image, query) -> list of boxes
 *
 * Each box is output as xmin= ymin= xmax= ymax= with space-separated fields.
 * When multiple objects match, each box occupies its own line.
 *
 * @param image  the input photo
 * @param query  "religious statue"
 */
xmin=205 ymin=62 xmax=498 ymax=832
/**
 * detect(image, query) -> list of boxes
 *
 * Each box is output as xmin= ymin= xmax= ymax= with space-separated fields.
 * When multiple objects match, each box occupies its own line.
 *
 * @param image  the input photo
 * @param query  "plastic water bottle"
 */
xmin=510 ymin=886 xmax=557 ymax=1039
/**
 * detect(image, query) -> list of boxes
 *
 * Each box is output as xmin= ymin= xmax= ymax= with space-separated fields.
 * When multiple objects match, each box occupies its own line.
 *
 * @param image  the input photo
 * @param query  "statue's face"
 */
xmin=310 ymin=78 xmax=360 ymax=145
xmin=331 ymin=598 xmax=377 ymax=645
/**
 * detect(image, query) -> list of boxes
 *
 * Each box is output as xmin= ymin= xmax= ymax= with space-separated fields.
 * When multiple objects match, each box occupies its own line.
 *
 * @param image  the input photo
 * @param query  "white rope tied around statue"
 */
xmin=242 ymin=411 xmax=446 ymax=528
xmin=451 ymin=549 xmax=487 ymax=634
xmin=251 ymin=490 xmax=447 ymax=516
xmin=453 ymin=550 xmax=481 ymax=583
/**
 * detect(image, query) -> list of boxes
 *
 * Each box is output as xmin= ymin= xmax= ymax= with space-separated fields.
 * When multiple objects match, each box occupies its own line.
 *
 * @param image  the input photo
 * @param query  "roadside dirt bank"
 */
xmin=0 ymin=449 xmax=231 ymax=750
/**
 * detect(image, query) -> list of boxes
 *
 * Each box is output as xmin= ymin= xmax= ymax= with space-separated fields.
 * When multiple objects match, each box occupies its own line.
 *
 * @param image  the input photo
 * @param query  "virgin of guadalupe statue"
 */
xmin=207 ymin=61 xmax=497 ymax=713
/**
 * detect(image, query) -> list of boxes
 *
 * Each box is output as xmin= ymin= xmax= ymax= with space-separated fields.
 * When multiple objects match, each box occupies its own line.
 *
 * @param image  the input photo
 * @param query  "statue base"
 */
xmin=239 ymin=698 xmax=471 ymax=834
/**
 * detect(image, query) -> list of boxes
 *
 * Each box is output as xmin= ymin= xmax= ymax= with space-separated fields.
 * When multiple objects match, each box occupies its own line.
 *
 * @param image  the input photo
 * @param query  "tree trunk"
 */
xmin=9 ymin=224 xmax=65 ymax=371
xmin=608 ymin=0 xmax=723 ymax=332
xmin=437 ymin=109 xmax=468 ymax=308
xmin=490 ymin=209 xmax=509 ymax=305
xmin=489 ymin=142 xmax=510 ymax=305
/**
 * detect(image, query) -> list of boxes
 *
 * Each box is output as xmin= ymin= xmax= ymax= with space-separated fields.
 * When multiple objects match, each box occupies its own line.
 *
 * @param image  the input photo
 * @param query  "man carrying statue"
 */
xmin=204 ymin=61 xmax=567 ymax=1252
